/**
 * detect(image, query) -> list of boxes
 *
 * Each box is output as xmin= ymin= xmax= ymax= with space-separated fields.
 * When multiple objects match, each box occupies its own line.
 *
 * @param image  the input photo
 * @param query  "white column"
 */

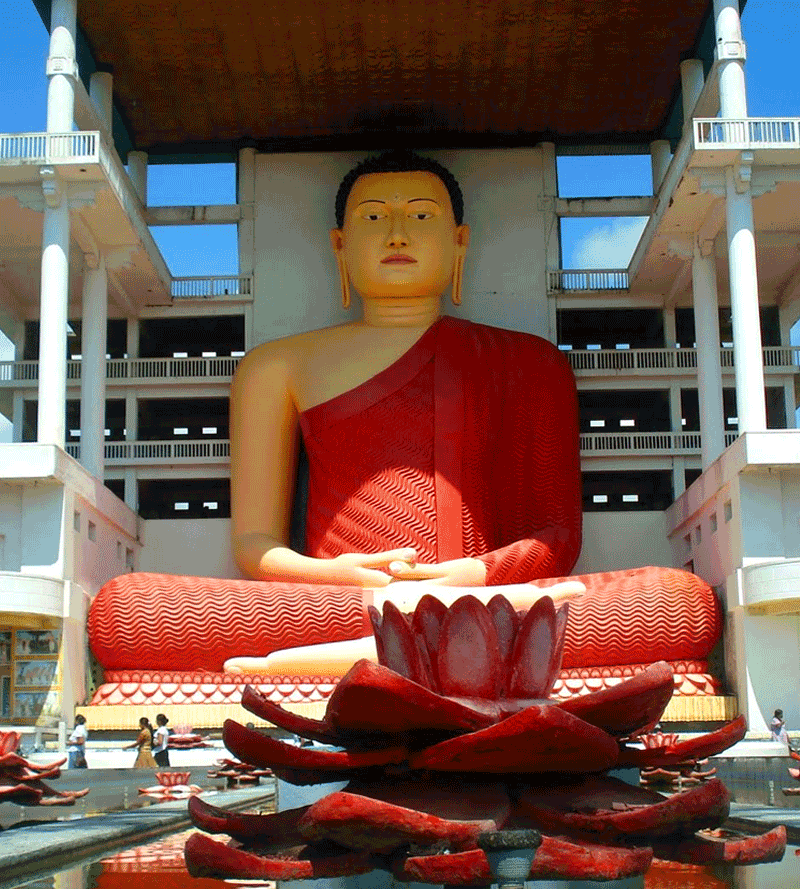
xmin=663 ymin=307 xmax=677 ymax=348
xmin=725 ymin=169 xmax=766 ymax=432
xmin=692 ymin=244 xmax=726 ymax=466
xmin=12 ymin=394 xmax=24 ymax=443
xmin=46 ymin=0 xmax=77 ymax=133
xmin=714 ymin=0 xmax=766 ymax=433
xmin=237 ymin=147 xmax=256 ymax=275
xmin=128 ymin=151 xmax=148 ymax=206
xmin=89 ymin=71 xmax=114 ymax=135
xmin=123 ymin=319 xmax=138 ymax=510
xmin=650 ymin=141 xmax=670 ymax=193
xmin=680 ymin=59 xmax=705 ymax=123
xmin=79 ymin=257 xmax=107 ymax=479
xmin=37 ymin=196 xmax=70 ymax=447
xmin=714 ymin=0 xmax=748 ymax=119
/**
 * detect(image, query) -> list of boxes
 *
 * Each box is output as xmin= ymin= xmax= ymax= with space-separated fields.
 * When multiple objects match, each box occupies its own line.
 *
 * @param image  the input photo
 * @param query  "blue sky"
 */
xmin=1 ymin=0 xmax=798 ymax=274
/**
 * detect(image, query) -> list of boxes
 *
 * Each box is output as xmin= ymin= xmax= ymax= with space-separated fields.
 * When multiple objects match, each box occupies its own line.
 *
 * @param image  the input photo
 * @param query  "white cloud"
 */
xmin=569 ymin=217 xmax=647 ymax=269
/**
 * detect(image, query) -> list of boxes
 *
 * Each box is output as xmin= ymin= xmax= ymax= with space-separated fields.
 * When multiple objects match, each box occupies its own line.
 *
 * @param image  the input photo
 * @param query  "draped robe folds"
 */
xmin=88 ymin=318 xmax=721 ymax=674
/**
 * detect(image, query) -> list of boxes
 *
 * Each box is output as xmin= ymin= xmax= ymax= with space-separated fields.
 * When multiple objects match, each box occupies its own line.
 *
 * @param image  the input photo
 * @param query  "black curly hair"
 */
xmin=334 ymin=150 xmax=464 ymax=228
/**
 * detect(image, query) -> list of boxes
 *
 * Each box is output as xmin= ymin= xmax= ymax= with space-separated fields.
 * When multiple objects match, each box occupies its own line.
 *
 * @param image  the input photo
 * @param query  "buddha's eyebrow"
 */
xmin=356 ymin=199 xmax=386 ymax=206
xmin=408 ymin=198 xmax=440 ymax=205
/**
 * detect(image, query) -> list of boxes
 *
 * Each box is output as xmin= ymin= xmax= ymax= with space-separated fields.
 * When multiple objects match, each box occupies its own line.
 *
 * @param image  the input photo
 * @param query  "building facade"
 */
xmin=0 ymin=0 xmax=798 ymax=737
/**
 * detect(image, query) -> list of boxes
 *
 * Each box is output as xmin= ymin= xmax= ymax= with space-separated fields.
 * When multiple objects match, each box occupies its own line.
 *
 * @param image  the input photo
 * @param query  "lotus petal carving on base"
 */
xmin=184 ymin=594 xmax=784 ymax=883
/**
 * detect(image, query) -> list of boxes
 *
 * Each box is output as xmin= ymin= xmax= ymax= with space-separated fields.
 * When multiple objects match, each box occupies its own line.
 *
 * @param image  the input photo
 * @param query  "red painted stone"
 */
xmin=618 ymin=714 xmax=748 ymax=767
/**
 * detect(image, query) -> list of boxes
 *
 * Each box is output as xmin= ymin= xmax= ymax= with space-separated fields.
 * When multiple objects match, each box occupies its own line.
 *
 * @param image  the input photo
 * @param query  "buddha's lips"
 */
xmin=381 ymin=254 xmax=416 ymax=264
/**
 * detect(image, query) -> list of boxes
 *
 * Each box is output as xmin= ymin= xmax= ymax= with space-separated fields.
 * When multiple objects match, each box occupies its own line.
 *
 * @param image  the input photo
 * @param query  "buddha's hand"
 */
xmin=330 ymin=548 xmax=418 ymax=587
xmin=387 ymin=556 xmax=487 ymax=586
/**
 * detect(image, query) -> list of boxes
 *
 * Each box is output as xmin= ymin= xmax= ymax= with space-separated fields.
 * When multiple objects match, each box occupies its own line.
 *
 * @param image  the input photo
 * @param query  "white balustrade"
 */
xmin=547 ymin=269 xmax=629 ymax=292
xmin=694 ymin=117 xmax=800 ymax=151
xmin=171 ymin=275 xmax=253 ymax=299
xmin=67 ymin=439 xmax=231 ymax=465
xmin=580 ymin=431 xmax=703 ymax=455
xmin=0 ymin=131 xmax=98 ymax=164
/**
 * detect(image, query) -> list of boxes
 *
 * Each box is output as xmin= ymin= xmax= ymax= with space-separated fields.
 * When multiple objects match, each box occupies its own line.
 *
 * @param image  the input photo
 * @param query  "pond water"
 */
xmin=1 ymin=827 xmax=798 ymax=889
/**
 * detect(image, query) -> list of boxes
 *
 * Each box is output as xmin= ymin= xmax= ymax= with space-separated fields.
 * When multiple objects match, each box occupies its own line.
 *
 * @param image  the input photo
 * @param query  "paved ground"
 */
xmin=0 ymin=777 xmax=275 ymax=887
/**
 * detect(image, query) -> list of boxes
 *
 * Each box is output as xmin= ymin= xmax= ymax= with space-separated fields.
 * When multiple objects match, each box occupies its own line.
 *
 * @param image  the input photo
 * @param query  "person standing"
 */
xmin=124 ymin=716 xmax=158 ymax=768
xmin=770 ymin=709 xmax=789 ymax=746
xmin=153 ymin=713 xmax=171 ymax=767
xmin=67 ymin=715 xmax=87 ymax=768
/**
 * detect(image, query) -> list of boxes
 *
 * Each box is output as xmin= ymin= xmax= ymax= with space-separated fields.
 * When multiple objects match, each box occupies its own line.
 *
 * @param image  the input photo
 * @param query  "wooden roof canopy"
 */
xmin=39 ymin=0 xmax=717 ymax=160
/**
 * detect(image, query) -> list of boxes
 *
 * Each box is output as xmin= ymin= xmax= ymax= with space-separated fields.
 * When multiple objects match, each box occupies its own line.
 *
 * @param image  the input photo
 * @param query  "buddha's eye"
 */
xmin=409 ymin=212 xmax=433 ymax=220
xmin=363 ymin=212 xmax=385 ymax=221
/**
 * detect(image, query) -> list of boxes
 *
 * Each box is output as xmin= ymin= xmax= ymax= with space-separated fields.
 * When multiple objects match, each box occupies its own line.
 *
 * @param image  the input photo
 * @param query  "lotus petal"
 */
xmin=379 ymin=601 xmax=435 ymax=688
xmin=397 ymin=835 xmax=653 ymax=884
xmin=241 ymin=685 xmax=357 ymax=746
xmin=411 ymin=594 xmax=447 ymax=686
xmin=188 ymin=794 xmax=308 ymax=846
xmin=410 ymin=704 xmax=618 ymax=773
xmin=326 ymin=659 xmax=494 ymax=735
xmin=508 ymin=595 xmax=558 ymax=698
xmin=487 ymin=594 xmax=519 ymax=672
xmin=437 ymin=595 xmax=501 ymax=699
xmin=546 ymin=603 xmax=570 ymax=694
xmin=618 ymin=715 xmax=747 ymax=767
xmin=184 ymin=832 xmax=374 ymax=881
xmin=298 ymin=791 xmax=499 ymax=854
xmin=654 ymin=825 xmax=786 ymax=865
xmin=222 ymin=719 xmax=406 ymax=782
xmin=558 ymin=661 xmax=674 ymax=737
xmin=515 ymin=776 xmax=729 ymax=841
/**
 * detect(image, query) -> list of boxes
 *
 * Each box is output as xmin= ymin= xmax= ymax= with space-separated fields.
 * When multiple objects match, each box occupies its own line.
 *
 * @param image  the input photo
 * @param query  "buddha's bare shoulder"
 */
xmin=234 ymin=323 xmax=361 ymax=381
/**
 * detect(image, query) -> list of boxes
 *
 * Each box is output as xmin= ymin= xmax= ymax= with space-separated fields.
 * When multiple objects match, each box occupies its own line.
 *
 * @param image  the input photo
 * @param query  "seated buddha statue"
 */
xmin=89 ymin=151 xmax=721 ymax=685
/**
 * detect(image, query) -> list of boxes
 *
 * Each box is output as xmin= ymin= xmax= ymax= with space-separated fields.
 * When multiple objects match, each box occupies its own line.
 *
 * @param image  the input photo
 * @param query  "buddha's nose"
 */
xmin=386 ymin=213 xmax=409 ymax=247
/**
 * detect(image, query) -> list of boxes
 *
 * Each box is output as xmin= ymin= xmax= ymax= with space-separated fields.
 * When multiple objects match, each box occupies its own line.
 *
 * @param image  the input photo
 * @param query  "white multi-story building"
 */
xmin=0 ymin=0 xmax=798 ymax=739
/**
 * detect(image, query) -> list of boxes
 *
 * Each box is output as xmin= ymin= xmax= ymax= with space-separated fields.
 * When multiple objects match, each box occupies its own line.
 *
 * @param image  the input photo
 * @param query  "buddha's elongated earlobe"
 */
xmin=330 ymin=228 xmax=350 ymax=309
xmin=451 ymin=254 xmax=463 ymax=306
xmin=451 ymin=224 xmax=469 ymax=306
xmin=337 ymin=253 xmax=351 ymax=309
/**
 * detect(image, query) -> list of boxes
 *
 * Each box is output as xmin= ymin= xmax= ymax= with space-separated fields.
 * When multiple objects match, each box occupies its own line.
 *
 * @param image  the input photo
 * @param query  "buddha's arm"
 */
xmin=229 ymin=343 xmax=415 ymax=588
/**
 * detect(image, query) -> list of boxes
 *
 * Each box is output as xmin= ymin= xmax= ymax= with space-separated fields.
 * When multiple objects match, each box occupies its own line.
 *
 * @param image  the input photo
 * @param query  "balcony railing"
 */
xmin=171 ymin=276 xmax=253 ymax=299
xmin=565 ymin=346 xmax=800 ymax=374
xmin=0 ymin=355 xmax=242 ymax=385
xmin=66 ymin=439 xmax=231 ymax=466
xmin=62 ymin=431 xmax=748 ymax=467
xmin=694 ymin=117 xmax=800 ymax=151
xmin=547 ymin=269 xmax=629 ymax=292
xmin=0 ymin=131 xmax=99 ymax=164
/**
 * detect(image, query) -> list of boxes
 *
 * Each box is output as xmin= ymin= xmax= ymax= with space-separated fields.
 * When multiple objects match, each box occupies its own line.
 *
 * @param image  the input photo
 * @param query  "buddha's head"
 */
xmin=330 ymin=151 xmax=470 ymax=308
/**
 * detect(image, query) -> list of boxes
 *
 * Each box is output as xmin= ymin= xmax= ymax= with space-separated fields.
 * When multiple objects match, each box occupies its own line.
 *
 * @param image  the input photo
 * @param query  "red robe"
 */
xmin=89 ymin=319 xmax=720 ymax=673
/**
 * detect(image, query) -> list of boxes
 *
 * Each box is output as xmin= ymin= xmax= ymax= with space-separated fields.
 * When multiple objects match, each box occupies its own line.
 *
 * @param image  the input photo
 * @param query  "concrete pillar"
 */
xmin=725 ymin=168 xmax=766 ymax=432
xmin=37 ymin=196 xmax=70 ymax=447
xmin=714 ymin=0 xmax=748 ymax=119
xmin=12 ymin=394 xmax=24 ymax=443
xmin=692 ymin=244 xmax=726 ymax=466
xmin=79 ymin=257 xmax=108 ymax=479
xmin=126 ymin=316 xmax=139 ymax=359
xmin=128 ymin=151 xmax=148 ymax=206
xmin=650 ymin=141 xmax=671 ymax=193
xmin=663 ymin=307 xmax=677 ymax=348
xmin=680 ymin=59 xmax=705 ymax=123
xmin=46 ymin=0 xmax=77 ymax=133
xmin=540 ymin=141 xmax=560 ymax=341
xmin=237 ymin=146 xmax=256 ymax=275
xmin=89 ymin=70 xmax=113 ymax=135
xmin=124 ymin=468 xmax=137 ymax=512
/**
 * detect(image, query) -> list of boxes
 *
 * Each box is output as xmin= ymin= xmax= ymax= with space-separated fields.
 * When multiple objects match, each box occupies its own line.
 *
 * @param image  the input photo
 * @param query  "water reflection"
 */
xmin=4 ymin=830 xmax=798 ymax=889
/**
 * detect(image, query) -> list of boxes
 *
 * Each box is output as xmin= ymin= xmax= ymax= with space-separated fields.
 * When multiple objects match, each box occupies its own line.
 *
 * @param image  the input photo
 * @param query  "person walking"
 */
xmin=153 ymin=713 xmax=171 ymax=767
xmin=124 ymin=716 xmax=158 ymax=768
xmin=67 ymin=715 xmax=88 ymax=768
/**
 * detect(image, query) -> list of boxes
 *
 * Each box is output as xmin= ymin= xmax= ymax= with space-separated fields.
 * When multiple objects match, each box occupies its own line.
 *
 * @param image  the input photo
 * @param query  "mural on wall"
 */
xmin=0 ymin=628 xmax=61 ymax=723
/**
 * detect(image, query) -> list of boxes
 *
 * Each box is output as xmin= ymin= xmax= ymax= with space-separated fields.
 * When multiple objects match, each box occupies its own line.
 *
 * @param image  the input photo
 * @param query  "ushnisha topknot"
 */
xmin=335 ymin=150 xmax=464 ymax=228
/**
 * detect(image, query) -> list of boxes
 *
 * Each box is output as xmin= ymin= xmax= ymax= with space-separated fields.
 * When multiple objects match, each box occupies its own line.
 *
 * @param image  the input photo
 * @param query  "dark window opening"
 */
xmin=557 ymin=309 xmax=664 ymax=351
xmin=681 ymin=387 xmax=787 ymax=431
xmin=104 ymin=478 xmax=125 ymax=500
xmin=582 ymin=470 xmax=673 ymax=512
xmin=137 ymin=398 xmax=229 ymax=441
xmin=675 ymin=306 xmax=781 ymax=349
xmin=139 ymin=316 xmax=245 ymax=359
xmin=24 ymin=319 xmax=128 ymax=361
xmin=578 ymin=390 xmax=671 ymax=433
xmin=138 ymin=478 xmax=230 ymax=519
xmin=22 ymin=400 xmax=126 ymax=442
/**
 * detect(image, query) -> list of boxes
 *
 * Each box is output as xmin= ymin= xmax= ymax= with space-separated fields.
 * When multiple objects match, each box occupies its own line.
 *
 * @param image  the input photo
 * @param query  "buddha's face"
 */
xmin=331 ymin=171 xmax=469 ymax=300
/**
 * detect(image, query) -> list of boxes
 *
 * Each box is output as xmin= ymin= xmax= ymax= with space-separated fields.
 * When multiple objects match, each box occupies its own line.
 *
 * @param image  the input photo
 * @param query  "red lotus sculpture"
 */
xmin=185 ymin=594 xmax=785 ymax=884
xmin=0 ymin=731 xmax=89 ymax=806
